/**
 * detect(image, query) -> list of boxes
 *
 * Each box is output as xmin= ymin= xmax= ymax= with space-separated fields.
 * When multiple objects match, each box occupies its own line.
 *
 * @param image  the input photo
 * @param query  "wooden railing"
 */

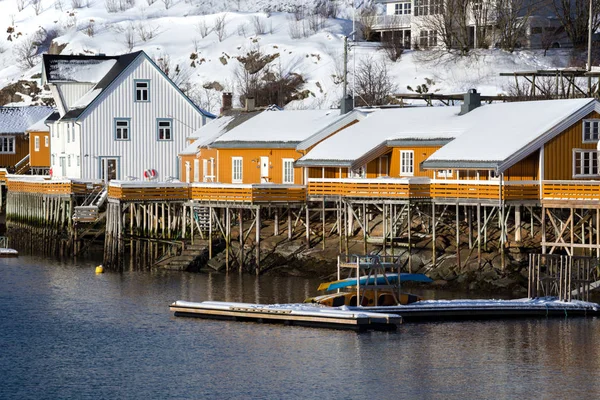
xmin=108 ymin=182 xmax=190 ymax=201
xmin=5 ymin=175 xmax=99 ymax=195
xmin=190 ymin=183 xmax=306 ymax=204
xmin=431 ymin=180 xmax=540 ymax=201
xmin=0 ymin=169 xmax=7 ymax=183
xmin=542 ymin=181 xmax=600 ymax=202
xmin=308 ymin=178 xmax=430 ymax=199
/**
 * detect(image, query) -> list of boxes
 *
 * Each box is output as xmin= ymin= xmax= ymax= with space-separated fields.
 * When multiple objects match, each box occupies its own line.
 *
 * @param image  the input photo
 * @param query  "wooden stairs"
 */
xmin=155 ymin=242 xmax=210 ymax=271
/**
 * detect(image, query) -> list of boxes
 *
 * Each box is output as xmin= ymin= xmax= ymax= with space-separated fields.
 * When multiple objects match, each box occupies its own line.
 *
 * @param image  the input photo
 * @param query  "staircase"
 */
xmin=73 ymin=185 xmax=108 ymax=223
xmin=154 ymin=242 xmax=209 ymax=271
xmin=14 ymin=155 xmax=30 ymax=175
xmin=193 ymin=206 xmax=211 ymax=234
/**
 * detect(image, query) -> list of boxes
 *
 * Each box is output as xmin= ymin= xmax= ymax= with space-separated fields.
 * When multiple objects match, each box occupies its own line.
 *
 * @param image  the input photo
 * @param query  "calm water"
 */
xmin=2 ymin=256 xmax=600 ymax=400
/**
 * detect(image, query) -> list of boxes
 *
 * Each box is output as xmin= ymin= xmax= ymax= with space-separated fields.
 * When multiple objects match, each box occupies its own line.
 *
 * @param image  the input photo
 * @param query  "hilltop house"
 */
xmin=372 ymin=0 xmax=570 ymax=49
xmin=0 ymin=106 xmax=54 ymax=173
xmin=42 ymin=51 xmax=215 ymax=182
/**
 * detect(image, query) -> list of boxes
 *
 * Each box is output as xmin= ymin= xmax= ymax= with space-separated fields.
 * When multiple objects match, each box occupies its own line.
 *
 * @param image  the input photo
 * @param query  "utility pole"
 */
xmin=343 ymin=35 xmax=348 ymax=99
xmin=588 ymin=0 xmax=593 ymax=72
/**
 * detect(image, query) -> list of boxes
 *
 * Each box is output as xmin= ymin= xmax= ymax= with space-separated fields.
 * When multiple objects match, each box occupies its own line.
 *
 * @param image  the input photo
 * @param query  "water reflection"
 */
xmin=1 ymin=256 xmax=600 ymax=399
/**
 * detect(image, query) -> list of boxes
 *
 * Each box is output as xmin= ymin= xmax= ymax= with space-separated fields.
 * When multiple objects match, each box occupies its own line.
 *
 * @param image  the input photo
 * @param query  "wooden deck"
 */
xmin=308 ymin=178 xmax=430 ymax=199
xmin=108 ymin=181 xmax=190 ymax=201
xmin=542 ymin=181 xmax=600 ymax=202
xmin=5 ymin=176 xmax=93 ymax=195
xmin=431 ymin=180 xmax=539 ymax=201
xmin=170 ymin=300 xmax=402 ymax=331
xmin=189 ymin=183 xmax=306 ymax=204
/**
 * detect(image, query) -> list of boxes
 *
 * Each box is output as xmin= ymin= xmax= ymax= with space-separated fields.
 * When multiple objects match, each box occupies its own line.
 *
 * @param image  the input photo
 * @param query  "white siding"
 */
xmin=56 ymin=83 xmax=96 ymax=111
xmin=49 ymin=121 xmax=82 ymax=178
xmin=79 ymin=56 xmax=206 ymax=181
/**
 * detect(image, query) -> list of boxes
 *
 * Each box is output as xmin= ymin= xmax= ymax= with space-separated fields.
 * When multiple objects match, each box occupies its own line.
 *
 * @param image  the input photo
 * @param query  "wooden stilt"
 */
xmin=255 ymin=207 xmax=261 ymax=275
xmin=432 ymin=202 xmax=436 ymax=267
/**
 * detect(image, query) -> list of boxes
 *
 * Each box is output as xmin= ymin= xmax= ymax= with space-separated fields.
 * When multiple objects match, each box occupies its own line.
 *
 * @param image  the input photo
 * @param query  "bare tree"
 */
xmin=418 ymin=0 xmax=470 ymax=55
xmin=196 ymin=20 xmax=211 ymax=38
xmin=553 ymin=0 xmax=600 ymax=49
xmin=71 ymin=0 xmax=83 ymax=8
xmin=153 ymin=53 xmax=191 ymax=89
xmin=32 ymin=0 xmax=43 ymax=15
xmin=136 ymin=21 xmax=159 ymax=41
xmin=116 ymin=23 xmax=137 ymax=52
xmin=146 ymin=0 xmax=156 ymax=4
xmin=214 ymin=14 xmax=228 ymax=42
xmin=16 ymin=0 xmax=26 ymax=12
xmin=495 ymin=0 xmax=532 ymax=52
xmin=354 ymin=56 xmax=397 ymax=106
xmin=287 ymin=17 xmax=302 ymax=39
xmin=252 ymin=16 xmax=266 ymax=35
xmin=380 ymin=32 xmax=404 ymax=62
xmin=162 ymin=0 xmax=173 ymax=10
xmin=359 ymin=5 xmax=378 ymax=41
xmin=84 ymin=19 xmax=95 ymax=37
xmin=14 ymin=35 xmax=40 ymax=70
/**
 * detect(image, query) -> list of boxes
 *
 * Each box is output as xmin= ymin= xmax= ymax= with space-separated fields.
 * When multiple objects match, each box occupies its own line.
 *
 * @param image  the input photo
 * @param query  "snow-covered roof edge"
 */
xmin=296 ymin=109 xmax=368 ymax=151
xmin=422 ymin=99 xmax=599 ymax=172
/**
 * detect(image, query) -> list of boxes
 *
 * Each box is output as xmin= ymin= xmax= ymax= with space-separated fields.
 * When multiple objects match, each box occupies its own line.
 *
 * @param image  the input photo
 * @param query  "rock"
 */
xmin=206 ymin=253 xmax=226 ymax=271
xmin=48 ymin=41 xmax=67 ymax=55
xmin=275 ymin=242 xmax=304 ymax=258
xmin=432 ymin=279 xmax=448 ymax=287
xmin=491 ymin=277 xmax=517 ymax=288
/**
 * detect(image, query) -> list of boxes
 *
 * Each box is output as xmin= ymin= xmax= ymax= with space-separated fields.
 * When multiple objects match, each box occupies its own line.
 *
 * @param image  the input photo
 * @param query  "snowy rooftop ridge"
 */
xmin=43 ymin=56 xmax=119 ymax=84
xmin=212 ymin=109 xmax=345 ymax=145
xmin=0 ymin=106 xmax=55 ymax=134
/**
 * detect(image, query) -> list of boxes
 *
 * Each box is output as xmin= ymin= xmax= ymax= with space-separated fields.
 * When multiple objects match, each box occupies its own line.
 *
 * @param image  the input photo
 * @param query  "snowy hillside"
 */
xmin=0 ymin=0 xmax=572 ymax=113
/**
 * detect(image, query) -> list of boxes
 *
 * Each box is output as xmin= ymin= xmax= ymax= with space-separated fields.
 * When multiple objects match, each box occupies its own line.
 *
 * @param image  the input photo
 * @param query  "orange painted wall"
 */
xmin=0 ymin=135 xmax=29 ymax=169
xmin=29 ymin=131 xmax=50 ymax=167
xmin=389 ymin=146 xmax=441 ymax=178
xmin=544 ymin=110 xmax=600 ymax=180
xmin=179 ymin=148 xmax=218 ymax=182
xmin=217 ymin=148 xmax=303 ymax=184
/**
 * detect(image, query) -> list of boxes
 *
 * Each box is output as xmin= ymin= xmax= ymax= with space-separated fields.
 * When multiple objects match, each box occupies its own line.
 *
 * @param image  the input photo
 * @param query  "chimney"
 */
xmin=245 ymin=96 xmax=255 ymax=112
xmin=340 ymin=95 xmax=354 ymax=115
xmin=220 ymin=92 xmax=233 ymax=114
xmin=459 ymin=89 xmax=481 ymax=115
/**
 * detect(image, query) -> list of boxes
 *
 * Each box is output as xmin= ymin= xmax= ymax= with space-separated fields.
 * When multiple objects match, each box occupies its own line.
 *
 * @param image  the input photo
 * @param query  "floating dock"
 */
xmin=360 ymin=297 xmax=600 ymax=322
xmin=170 ymin=301 xmax=402 ymax=331
xmin=0 ymin=248 xmax=18 ymax=258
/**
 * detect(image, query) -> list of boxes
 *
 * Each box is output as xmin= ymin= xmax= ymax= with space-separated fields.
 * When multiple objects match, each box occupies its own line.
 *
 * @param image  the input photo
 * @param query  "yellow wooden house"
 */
xmin=181 ymin=108 xmax=365 ymax=203
xmin=27 ymin=112 xmax=58 ymax=175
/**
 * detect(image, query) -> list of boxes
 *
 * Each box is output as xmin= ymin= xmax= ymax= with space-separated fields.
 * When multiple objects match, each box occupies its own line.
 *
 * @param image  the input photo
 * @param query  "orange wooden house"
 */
xmin=27 ymin=112 xmax=58 ymax=175
xmin=0 ymin=106 xmax=54 ymax=173
xmin=179 ymin=107 xmax=366 ymax=203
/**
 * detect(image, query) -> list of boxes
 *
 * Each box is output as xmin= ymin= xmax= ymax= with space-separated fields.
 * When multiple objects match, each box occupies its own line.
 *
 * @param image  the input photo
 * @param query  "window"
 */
xmin=531 ymin=27 xmax=543 ymax=35
xmin=34 ymin=136 xmax=40 ymax=151
xmin=437 ymin=169 xmax=453 ymax=178
xmin=0 ymin=137 xmax=15 ymax=154
xmin=68 ymin=155 xmax=71 ymax=167
xmin=67 ymin=124 xmax=71 ymax=143
xmin=489 ymin=170 xmax=500 ymax=180
xmin=472 ymin=0 xmax=482 ymax=12
xmin=157 ymin=119 xmax=172 ymax=141
xmin=232 ymin=157 xmax=243 ymax=183
xmin=283 ymin=159 xmax=295 ymax=184
xmin=574 ymin=150 xmax=599 ymax=176
xmin=414 ymin=0 xmax=442 ymax=16
xmin=72 ymin=124 xmax=75 ymax=143
xmin=419 ymin=30 xmax=437 ymax=48
xmin=77 ymin=155 xmax=80 ymax=166
xmin=52 ymin=154 xmax=55 ymax=165
xmin=135 ymin=80 xmax=150 ymax=102
xmin=400 ymin=150 xmax=414 ymax=176
xmin=583 ymin=120 xmax=600 ymax=142
xmin=45 ymin=136 xmax=49 ymax=147
xmin=395 ymin=2 xmax=411 ymax=15
xmin=114 ymin=119 xmax=130 ymax=141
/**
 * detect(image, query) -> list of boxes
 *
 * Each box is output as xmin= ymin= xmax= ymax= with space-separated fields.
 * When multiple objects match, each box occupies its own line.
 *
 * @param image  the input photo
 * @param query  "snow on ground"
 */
xmin=0 ymin=0 xmax=573 ymax=112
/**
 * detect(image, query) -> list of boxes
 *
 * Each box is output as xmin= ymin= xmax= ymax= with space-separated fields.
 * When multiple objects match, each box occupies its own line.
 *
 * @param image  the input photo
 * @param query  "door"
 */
xmin=59 ymin=156 xmax=66 ymax=177
xmin=194 ymin=159 xmax=200 ymax=182
xmin=260 ymin=156 xmax=269 ymax=183
xmin=379 ymin=155 xmax=389 ymax=177
xmin=185 ymin=162 xmax=191 ymax=183
xmin=101 ymin=157 xmax=118 ymax=182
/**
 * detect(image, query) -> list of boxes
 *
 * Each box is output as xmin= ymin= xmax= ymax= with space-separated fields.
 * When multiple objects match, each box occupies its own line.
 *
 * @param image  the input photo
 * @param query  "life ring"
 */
xmin=143 ymin=169 xmax=157 ymax=180
xmin=49 ymin=167 xmax=53 ymax=177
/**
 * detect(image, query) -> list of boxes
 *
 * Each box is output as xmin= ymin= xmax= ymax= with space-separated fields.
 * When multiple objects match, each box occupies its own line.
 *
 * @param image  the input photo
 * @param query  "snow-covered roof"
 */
xmin=26 ymin=112 xmax=57 ymax=132
xmin=212 ymin=109 xmax=346 ymax=146
xmin=424 ymin=98 xmax=596 ymax=170
xmin=298 ymin=106 xmax=463 ymax=165
xmin=44 ymin=56 xmax=119 ymax=83
xmin=180 ymin=116 xmax=236 ymax=155
xmin=0 ymin=106 xmax=54 ymax=134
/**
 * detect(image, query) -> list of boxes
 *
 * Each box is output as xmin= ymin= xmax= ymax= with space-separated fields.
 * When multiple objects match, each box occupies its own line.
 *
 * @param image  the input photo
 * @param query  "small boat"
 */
xmin=305 ymin=290 xmax=422 ymax=307
xmin=317 ymin=272 xmax=432 ymax=291
xmin=0 ymin=237 xmax=18 ymax=258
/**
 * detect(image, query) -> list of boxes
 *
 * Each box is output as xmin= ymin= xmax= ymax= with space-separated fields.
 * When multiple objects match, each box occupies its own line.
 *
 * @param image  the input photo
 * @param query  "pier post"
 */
xmin=432 ymin=202 xmax=436 ymax=267
xmin=239 ymin=208 xmax=244 ymax=272
xmin=515 ymin=205 xmax=522 ymax=242
xmin=255 ymin=206 xmax=261 ymax=275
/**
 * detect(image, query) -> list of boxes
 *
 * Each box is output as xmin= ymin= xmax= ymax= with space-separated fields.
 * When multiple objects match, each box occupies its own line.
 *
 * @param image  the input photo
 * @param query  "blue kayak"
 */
xmin=318 ymin=273 xmax=432 ymax=291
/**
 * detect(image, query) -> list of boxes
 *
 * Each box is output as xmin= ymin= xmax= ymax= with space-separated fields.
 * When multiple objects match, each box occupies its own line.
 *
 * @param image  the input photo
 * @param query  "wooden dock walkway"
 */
xmin=170 ymin=301 xmax=402 ymax=331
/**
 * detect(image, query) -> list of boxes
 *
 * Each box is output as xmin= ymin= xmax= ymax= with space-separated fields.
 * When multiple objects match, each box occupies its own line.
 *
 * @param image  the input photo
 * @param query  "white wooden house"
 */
xmin=42 ymin=51 xmax=215 ymax=181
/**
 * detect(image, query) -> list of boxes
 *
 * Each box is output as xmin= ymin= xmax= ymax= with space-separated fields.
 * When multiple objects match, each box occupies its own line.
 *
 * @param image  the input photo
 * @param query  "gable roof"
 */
xmin=422 ymin=98 xmax=597 ymax=172
xmin=26 ymin=111 xmax=59 ymax=132
xmin=180 ymin=111 xmax=262 ymax=155
xmin=211 ymin=109 xmax=348 ymax=148
xmin=42 ymin=51 xmax=215 ymax=121
xmin=296 ymin=106 xmax=462 ymax=167
xmin=0 ymin=106 xmax=54 ymax=134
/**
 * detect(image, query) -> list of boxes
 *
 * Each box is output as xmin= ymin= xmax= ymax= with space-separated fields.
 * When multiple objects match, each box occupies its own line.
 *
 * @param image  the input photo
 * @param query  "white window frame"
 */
xmin=34 ymin=136 xmax=40 ymax=152
xmin=573 ymin=149 xmax=600 ymax=177
xmin=115 ymin=119 xmax=130 ymax=141
xmin=44 ymin=136 xmax=49 ymax=147
xmin=582 ymin=119 xmax=600 ymax=142
xmin=67 ymin=124 xmax=71 ymax=143
xmin=68 ymin=155 xmax=72 ymax=167
xmin=282 ymin=158 xmax=295 ymax=184
xmin=77 ymin=155 xmax=80 ymax=166
xmin=437 ymin=169 xmax=453 ymax=178
xmin=0 ymin=136 xmax=15 ymax=154
xmin=232 ymin=157 xmax=243 ymax=183
xmin=488 ymin=170 xmax=500 ymax=180
xmin=400 ymin=150 xmax=414 ymax=176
